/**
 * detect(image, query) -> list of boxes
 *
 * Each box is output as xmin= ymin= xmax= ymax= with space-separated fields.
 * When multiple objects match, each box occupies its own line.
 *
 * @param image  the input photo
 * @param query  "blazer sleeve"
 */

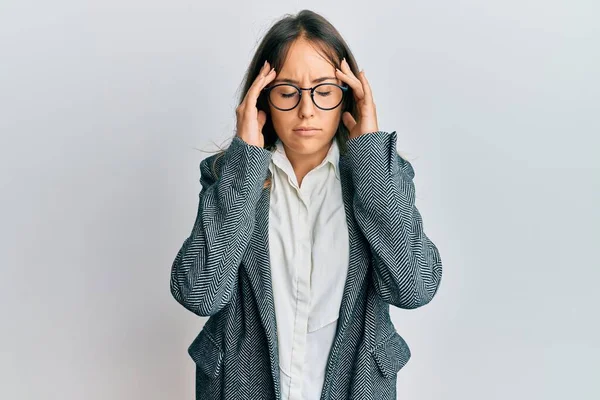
xmin=345 ymin=130 xmax=443 ymax=309
xmin=170 ymin=136 xmax=272 ymax=316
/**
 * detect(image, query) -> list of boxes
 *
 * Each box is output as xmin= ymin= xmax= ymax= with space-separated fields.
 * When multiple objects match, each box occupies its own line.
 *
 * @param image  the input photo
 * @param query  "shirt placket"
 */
xmin=287 ymin=179 xmax=312 ymax=400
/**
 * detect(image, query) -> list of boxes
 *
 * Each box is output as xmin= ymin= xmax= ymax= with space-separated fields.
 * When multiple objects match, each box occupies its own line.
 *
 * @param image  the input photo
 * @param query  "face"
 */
xmin=268 ymin=38 xmax=343 ymax=158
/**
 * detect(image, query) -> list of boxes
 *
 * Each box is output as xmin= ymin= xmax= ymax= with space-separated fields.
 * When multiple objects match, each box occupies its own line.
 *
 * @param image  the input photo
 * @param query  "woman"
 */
xmin=170 ymin=9 xmax=443 ymax=400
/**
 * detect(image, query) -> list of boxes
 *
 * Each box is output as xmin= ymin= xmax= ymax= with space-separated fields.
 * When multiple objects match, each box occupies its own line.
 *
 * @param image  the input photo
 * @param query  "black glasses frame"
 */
xmin=262 ymin=83 xmax=349 ymax=111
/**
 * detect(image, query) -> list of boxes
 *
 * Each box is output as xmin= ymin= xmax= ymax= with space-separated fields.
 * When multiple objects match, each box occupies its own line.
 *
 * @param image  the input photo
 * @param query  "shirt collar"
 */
xmin=269 ymin=137 xmax=340 ymax=180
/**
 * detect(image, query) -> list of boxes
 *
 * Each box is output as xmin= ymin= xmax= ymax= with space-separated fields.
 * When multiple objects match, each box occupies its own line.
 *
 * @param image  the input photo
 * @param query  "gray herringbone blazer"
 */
xmin=170 ymin=130 xmax=443 ymax=400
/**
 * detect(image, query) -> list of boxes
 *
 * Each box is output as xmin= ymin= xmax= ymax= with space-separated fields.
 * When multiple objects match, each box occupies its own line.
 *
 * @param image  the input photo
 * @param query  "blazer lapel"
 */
xmin=242 ymin=174 xmax=282 ymax=399
xmin=318 ymin=155 xmax=371 ymax=399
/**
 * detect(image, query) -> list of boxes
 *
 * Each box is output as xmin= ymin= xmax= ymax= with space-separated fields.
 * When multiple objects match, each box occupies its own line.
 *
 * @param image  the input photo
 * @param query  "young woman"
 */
xmin=170 ymin=9 xmax=443 ymax=400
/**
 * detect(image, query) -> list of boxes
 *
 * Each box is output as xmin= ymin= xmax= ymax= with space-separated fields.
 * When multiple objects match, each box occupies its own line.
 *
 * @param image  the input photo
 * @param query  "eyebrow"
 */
xmin=273 ymin=76 xmax=337 ymax=84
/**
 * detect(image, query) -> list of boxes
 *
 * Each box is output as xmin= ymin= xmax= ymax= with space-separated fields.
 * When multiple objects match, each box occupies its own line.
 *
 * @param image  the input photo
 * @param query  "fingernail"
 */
xmin=263 ymin=60 xmax=268 ymax=69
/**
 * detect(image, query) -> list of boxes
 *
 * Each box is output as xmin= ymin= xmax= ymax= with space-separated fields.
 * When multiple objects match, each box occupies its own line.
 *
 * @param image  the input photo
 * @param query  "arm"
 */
xmin=346 ymin=130 xmax=443 ymax=309
xmin=170 ymin=136 xmax=272 ymax=316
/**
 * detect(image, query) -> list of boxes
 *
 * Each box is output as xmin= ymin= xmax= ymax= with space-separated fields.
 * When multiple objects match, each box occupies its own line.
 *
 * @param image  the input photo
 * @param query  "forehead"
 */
xmin=278 ymin=38 xmax=335 ymax=76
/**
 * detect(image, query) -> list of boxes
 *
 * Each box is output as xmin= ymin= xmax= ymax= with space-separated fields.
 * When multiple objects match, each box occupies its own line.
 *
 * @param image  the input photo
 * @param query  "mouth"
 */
xmin=293 ymin=128 xmax=321 ymax=136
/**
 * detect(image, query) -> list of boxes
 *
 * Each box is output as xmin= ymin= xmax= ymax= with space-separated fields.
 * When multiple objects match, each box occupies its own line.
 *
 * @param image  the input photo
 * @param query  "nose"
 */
xmin=297 ymin=89 xmax=315 ymax=118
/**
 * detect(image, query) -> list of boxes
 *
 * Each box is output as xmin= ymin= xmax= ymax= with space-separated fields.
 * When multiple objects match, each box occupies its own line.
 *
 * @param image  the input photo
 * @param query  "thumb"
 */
xmin=342 ymin=111 xmax=356 ymax=131
xmin=257 ymin=110 xmax=267 ymax=132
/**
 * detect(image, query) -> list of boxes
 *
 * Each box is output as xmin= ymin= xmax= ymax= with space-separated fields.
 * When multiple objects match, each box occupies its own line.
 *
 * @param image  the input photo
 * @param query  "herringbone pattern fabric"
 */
xmin=171 ymin=131 xmax=443 ymax=400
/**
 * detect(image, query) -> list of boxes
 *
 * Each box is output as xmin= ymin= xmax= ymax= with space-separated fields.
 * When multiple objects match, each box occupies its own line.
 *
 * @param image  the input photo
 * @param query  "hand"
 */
xmin=235 ymin=60 xmax=277 ymax=148
xmin=335 ymin=58 xmax=379 ymax=140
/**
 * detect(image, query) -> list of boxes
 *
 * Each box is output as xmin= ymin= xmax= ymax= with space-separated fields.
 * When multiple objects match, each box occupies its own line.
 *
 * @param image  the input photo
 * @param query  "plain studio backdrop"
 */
xmin=1 ymin=1 xmax=598 ymax=399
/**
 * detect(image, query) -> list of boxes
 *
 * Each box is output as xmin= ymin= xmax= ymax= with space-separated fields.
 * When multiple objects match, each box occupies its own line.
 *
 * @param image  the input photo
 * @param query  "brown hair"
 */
xmin=211 ymin=9 xmax=362 ymax=189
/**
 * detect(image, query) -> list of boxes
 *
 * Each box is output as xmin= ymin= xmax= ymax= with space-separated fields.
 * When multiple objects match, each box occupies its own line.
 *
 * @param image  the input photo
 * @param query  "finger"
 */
xmin=358 ymin=70 xmax=374 ymax=107
xmin=336 ymin=68 xmax=364 ymax=100
xmin=240 ymin=62 xmax=269 ymax=109
xmin=247 ymin=63 xmax=276 ymax=103
xmin=336 ymin=58 xmax=364 ymax=99
xmin=342 ymin=111 xmax=357 ymax=131
xmin=340 ymin=58 xmax=361 ymax=85
xmin=247 ymin=65 xmax=273 ymax=99
xmin=337 ymin=60 xmax=363 ymax=94
xmin=257 ymin=109 xmax=267 ymax=130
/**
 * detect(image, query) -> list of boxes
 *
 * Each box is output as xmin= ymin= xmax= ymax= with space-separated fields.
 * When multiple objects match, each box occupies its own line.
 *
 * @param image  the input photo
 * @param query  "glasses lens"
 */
xmin=269 ymin=84 xmax=344 ymax=110
xmin=313 ymin=83 xmax=343 ymax=109
xmin=270 ymin=84 xmax=300 ymax=110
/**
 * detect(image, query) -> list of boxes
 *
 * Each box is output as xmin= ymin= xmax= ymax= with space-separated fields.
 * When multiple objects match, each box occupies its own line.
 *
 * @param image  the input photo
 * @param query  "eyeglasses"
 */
xmin=262 ymin=83 xmax=349 ymax=111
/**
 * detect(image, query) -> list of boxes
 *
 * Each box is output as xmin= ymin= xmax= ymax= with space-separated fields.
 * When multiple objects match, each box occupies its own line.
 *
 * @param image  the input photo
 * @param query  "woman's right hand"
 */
xmin=235 ymin=60 xmax=277 ymax=148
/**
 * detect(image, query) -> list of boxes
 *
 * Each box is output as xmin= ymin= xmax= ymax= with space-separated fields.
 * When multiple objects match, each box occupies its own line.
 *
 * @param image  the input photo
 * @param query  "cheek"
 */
xmin=270 ymin=110 xmax=296 ymax=131
xmin=328 ymin=111 xmax=343 ymax=130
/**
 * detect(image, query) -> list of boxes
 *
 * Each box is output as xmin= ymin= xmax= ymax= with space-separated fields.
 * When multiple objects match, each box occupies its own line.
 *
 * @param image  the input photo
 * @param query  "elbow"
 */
xmin=386 ymin=285 xmax=440 ymax=310
xmin=408 ymin=284 xmax=441 ymax=309
xmin=384 ymin=291 xmax=433 ymax=310
xmin=191 ymin=301 xmax=227 ymax=317
xmin=407 ymin=265 xmax=443 ymax=309
xmin=170 ymin=285 xmax=228 ymax=317
xmin=404 ymin=246 xmax=443 ymax=309
xmin=169 ymin=276 xmax=229 ymax=317
xmin=376 ymin=262 xmax=443 ymax=310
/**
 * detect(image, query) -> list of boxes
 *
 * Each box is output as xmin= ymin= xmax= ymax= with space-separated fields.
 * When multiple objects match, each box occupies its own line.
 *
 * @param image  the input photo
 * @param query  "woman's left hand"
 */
xmin=336 ymin=58 xmax=379 ymax=140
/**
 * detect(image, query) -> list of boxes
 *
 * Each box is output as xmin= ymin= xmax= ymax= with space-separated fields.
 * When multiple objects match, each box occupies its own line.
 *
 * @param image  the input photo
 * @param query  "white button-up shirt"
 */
xmin=268 ymin=137 xmax=350 ymax=400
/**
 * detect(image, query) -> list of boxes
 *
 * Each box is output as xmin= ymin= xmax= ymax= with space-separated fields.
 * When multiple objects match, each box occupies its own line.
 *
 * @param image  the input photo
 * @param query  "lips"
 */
xmin=293 ymin=128 xmax=320 ymax=138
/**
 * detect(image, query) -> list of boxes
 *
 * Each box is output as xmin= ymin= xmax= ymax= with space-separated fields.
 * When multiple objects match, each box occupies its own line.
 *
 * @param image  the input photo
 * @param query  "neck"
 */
xmin=283 ymin=141 xmax=332 ymax=187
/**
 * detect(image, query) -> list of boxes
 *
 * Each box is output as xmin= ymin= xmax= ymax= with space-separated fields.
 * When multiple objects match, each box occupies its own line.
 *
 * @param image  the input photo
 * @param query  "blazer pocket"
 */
xmin=371 ymin=331 xmax=411 ymax=379
xmin=188 ymin=329 xmax=224 ymax=379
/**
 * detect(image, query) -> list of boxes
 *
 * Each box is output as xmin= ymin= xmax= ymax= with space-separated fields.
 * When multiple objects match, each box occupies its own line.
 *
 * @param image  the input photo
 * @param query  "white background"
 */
xmin=1 ymin=1 xmax=598 ymax=399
